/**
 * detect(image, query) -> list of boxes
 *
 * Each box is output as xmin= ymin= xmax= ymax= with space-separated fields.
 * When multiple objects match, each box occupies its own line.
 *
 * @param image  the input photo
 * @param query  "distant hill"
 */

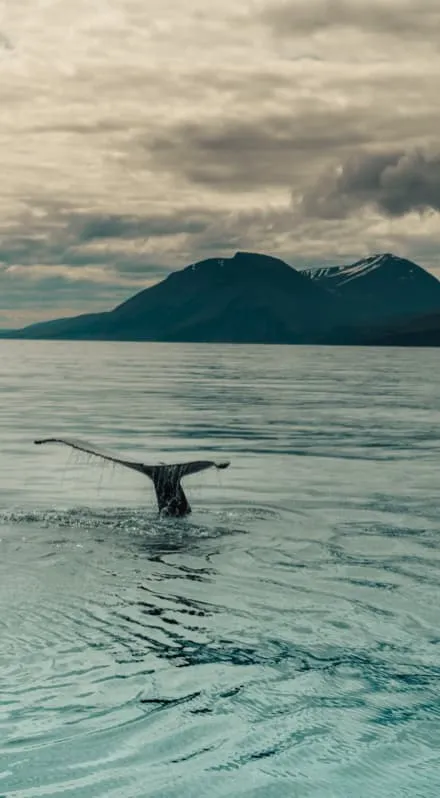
xmin=3 ymin=251 xmax=350 ymax=344
xmin=2 ymin=250 xmax=440 ymax=346
xmin=303 ymin=253 xmax=440 ymax=324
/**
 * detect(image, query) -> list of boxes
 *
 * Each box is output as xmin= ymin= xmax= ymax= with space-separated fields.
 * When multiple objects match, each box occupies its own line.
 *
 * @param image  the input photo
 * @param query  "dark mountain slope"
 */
xmin=109 ymin=251 xmax=347 ymax=343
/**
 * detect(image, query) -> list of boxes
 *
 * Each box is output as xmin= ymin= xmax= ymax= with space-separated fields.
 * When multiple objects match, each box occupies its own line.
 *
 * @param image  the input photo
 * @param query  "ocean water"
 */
xmin=1 ymin=340 xmax=440 ymax=798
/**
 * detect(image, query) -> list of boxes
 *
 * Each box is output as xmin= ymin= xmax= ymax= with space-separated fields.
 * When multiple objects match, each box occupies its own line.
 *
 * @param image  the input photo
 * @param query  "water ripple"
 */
xmin=1 ymin=342 xmax=440 ymax=796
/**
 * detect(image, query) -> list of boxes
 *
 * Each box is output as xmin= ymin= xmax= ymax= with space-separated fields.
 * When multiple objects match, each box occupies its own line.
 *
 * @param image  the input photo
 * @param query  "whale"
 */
xmin=34 ymin=437 xmax=230 ymax=517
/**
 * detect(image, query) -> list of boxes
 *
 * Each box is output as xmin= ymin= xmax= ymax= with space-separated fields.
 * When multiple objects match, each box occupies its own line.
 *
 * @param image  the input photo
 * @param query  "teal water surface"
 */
xmin=1 ymin=341 xmax=440 ymax=797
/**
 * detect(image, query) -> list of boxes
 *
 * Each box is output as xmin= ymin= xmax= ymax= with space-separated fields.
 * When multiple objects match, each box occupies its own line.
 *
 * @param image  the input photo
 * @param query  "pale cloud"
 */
xmin=0 ymin=0 xmax=439 ymax=325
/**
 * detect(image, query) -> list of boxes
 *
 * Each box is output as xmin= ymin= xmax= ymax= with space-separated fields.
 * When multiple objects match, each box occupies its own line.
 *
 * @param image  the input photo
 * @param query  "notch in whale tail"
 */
xmin=34 ymin=437 xmax=230 ymax=516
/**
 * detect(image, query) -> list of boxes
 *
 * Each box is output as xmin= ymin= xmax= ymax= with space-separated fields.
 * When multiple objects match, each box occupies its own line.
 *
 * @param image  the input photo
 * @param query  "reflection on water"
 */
xmin=1 ymin=341 xmax=440 ymax=797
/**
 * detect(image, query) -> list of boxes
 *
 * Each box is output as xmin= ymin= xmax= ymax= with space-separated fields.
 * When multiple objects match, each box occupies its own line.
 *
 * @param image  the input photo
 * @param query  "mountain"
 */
xmin=303 ymin=253 xmax=440 ymax=324
xmin=3 ymin=250 xmax=440 ymax=345
xmin=8 ymin=252 xmax=349 ymax=344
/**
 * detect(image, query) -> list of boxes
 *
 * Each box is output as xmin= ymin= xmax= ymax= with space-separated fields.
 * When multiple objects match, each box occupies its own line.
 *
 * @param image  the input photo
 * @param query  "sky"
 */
xmin=1 ymin=0 xmax=440 ymax=326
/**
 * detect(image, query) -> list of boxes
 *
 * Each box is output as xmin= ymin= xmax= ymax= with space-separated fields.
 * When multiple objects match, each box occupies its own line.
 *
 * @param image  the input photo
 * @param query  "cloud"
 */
xmin=261 ymin=0 xmax=440 ymax=43
xmin=145 ymin=109 xmax=370 ymax=191
xmin=0 ymin=204 xmax=216 ymax=275
xmin=0 ymin=266 xmax=131 ymax=325
xmin=76 ymin=212 xmax=208 ymax=241
xmin=302 ymin=148 xmax=440 ymax=218
xmin=0 ymin=0 xmax=440 ymax=325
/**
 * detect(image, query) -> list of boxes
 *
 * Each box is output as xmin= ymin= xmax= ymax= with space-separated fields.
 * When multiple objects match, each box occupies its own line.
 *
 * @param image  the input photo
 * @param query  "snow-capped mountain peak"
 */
xmin=302 ymin=252 xmax=440 ymax=324
xmin=305 ymin=253 xmax=422 ymax=287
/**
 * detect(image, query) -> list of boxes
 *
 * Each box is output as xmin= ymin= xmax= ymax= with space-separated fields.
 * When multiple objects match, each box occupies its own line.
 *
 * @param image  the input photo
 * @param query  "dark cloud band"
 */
xmin=302 ymin=149 xmax=440 ymax=218
xmin=261 ymin=0 xmax=440 ymax=42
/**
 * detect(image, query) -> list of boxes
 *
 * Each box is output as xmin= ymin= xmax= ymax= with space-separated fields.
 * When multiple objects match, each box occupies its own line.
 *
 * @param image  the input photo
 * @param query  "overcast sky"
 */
xmin=1 ymin=0 xmax=439 ymax=326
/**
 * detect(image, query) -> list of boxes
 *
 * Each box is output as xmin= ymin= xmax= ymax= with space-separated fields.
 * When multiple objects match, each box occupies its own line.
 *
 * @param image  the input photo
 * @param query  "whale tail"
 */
xmin=34 ymin=437 xmax=230 ymax=516
xmin=140 ymin=460 xmax=230 ymax=516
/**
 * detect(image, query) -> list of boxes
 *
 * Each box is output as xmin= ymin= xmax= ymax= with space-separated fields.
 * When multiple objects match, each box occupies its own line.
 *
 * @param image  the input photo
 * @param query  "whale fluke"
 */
xmin=34 ymin=437 xmax=230 ymax=516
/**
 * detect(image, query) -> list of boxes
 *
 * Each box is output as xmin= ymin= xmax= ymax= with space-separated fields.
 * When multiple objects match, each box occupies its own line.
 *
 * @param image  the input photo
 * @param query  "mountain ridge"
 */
xmin=2 ymin=250 xmax=440 ymax=346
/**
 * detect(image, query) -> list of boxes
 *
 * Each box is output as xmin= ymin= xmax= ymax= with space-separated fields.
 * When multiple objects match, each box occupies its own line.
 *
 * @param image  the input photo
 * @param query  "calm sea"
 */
xmin=1 ymin=341 xmax=439 ymax=797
